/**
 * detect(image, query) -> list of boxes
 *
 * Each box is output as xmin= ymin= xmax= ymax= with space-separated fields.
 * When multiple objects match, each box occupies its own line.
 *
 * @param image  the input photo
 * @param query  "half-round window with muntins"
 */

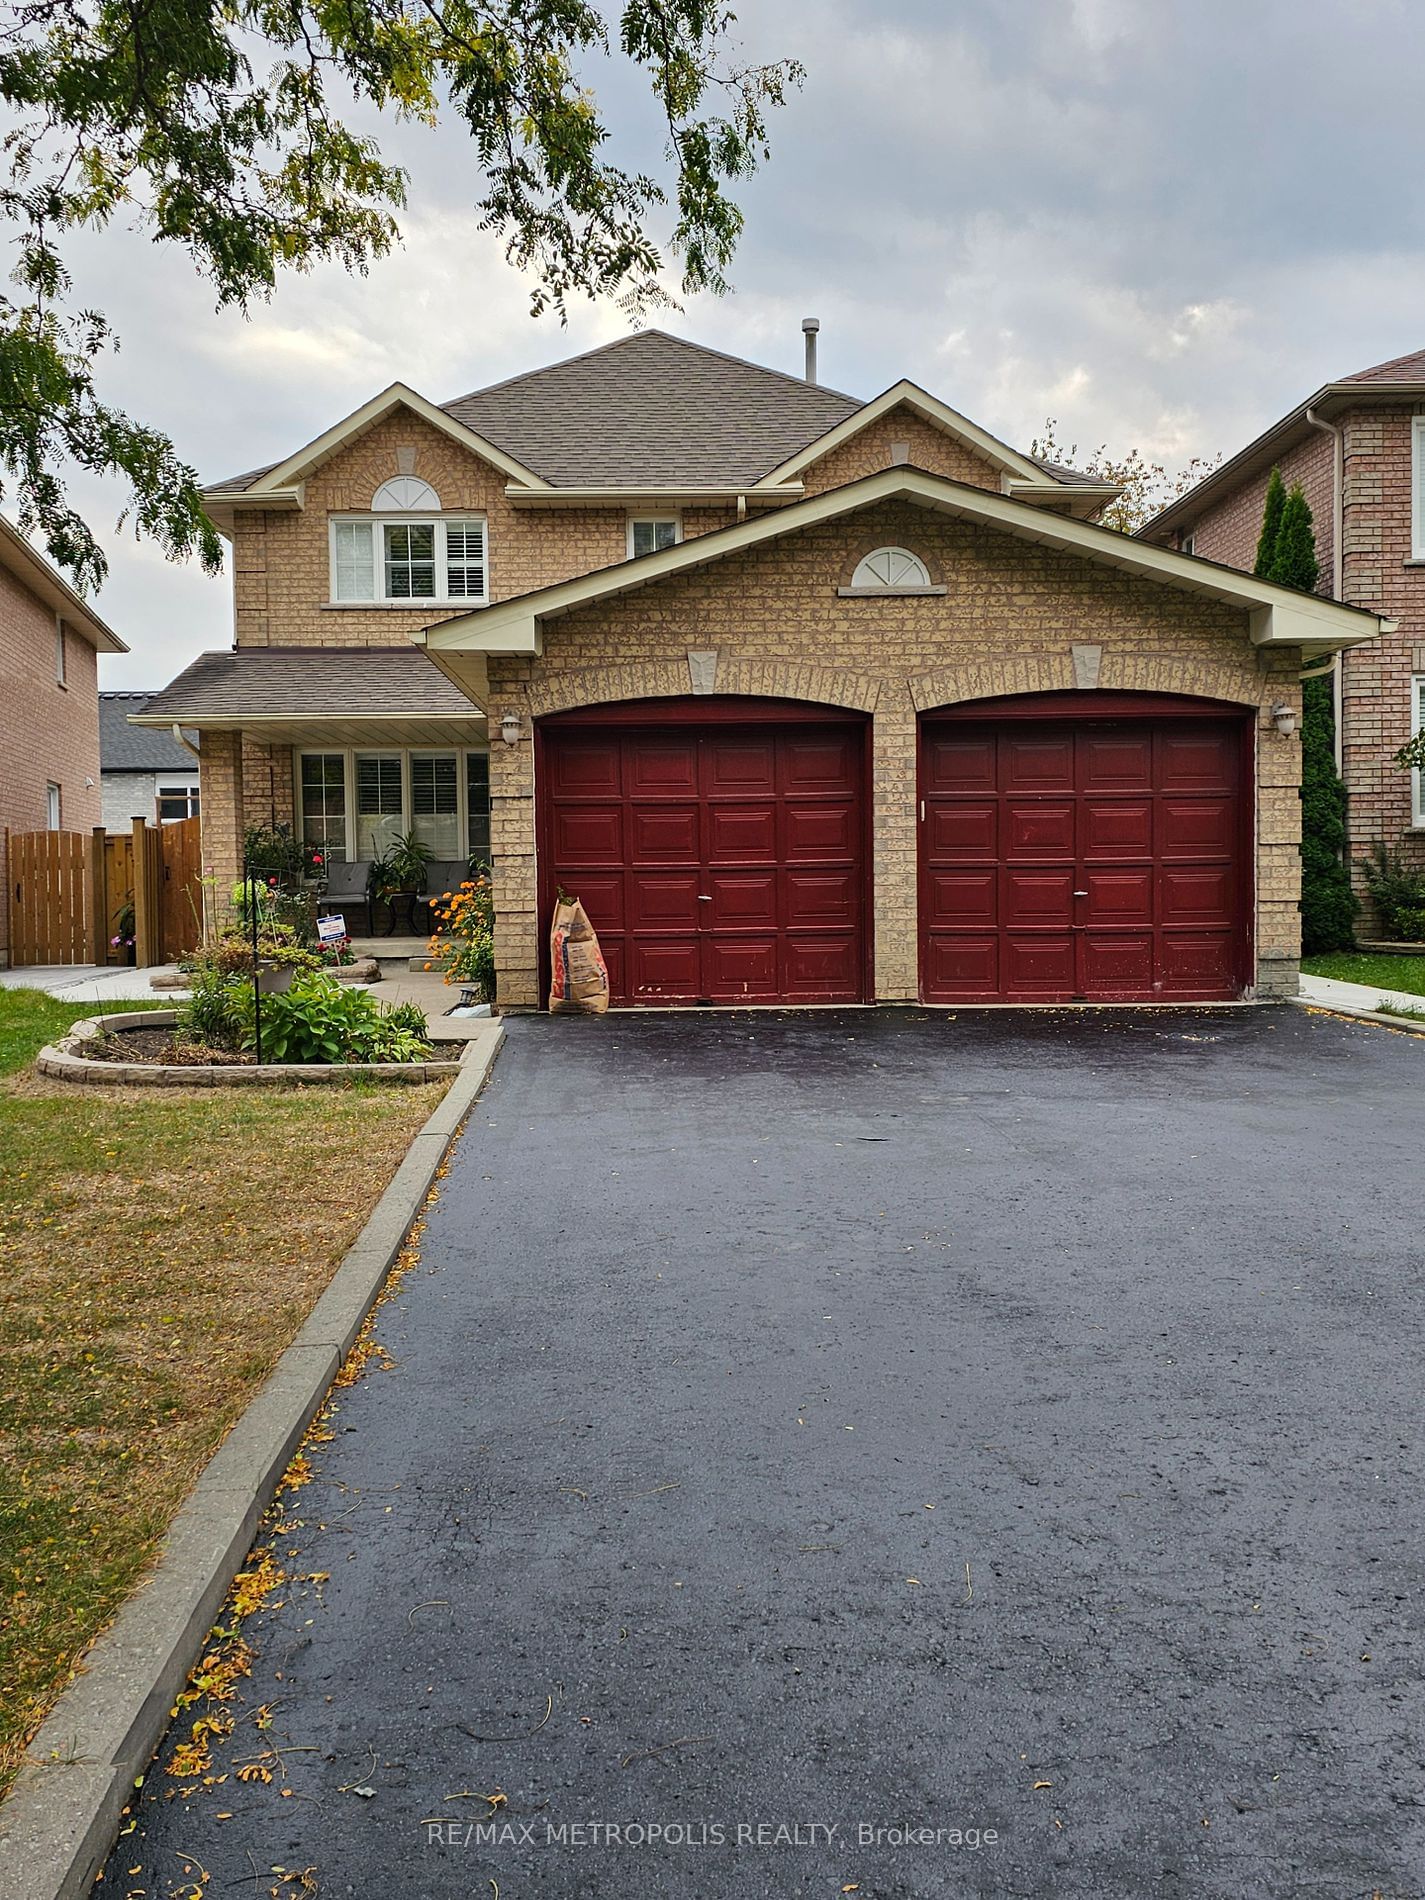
xmin=372 ymin=476 xmax=442 ymax=512
xmin=851 ymin=546 xmax=931 ymax=588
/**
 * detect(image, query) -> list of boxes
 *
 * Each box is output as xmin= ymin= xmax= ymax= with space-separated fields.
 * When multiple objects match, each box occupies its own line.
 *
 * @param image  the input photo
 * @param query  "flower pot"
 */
xmin=256 ymin=964 xmax=295 ymax=995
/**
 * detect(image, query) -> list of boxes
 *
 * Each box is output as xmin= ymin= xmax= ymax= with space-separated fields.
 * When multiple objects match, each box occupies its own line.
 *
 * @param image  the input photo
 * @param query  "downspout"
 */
xmin=171 ymin=723 xmax=201 ymax=762
xmin=1304 ymin=407 xmax=1345 ymax=770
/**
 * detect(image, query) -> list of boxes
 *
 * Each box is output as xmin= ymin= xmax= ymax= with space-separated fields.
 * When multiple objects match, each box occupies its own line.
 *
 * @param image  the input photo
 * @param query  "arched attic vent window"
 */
xmin=851 ymin=546 xmax=930 ymax=588
xmin=372 ymin=476 xmax=442 ymax=512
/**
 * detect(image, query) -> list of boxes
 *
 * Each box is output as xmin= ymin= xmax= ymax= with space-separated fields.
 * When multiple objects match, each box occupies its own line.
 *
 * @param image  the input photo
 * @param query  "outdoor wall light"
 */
xmin=1271 ymin=702 xmax=1297 ymax=737
xmin=499 ymin=711 xmax=522 ymax=745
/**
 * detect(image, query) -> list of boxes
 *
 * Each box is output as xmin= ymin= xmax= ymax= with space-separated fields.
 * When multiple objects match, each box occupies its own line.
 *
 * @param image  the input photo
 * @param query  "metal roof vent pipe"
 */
xmin=802 ymin=316 xmax=820 ymax=384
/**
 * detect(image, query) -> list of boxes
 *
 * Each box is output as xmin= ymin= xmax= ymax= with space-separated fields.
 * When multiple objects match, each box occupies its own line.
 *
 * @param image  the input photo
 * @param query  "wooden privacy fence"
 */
xmin=5 ymin=815 xmax=203 ymax=968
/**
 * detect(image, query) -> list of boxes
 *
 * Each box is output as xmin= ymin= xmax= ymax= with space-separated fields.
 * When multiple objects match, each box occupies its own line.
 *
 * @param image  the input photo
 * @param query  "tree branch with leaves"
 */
xmin=1028 ymin=418 xmax=1222 ymax=535
xmin=0 ymin=0 xmax=803 ymax=588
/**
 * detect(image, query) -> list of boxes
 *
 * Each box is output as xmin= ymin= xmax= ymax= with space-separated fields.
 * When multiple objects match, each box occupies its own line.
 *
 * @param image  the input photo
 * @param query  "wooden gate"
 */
xmin=5 ymin=816 xmax=204 ymax=968
xmin=7 ymin=830 xmax=91 ymax=965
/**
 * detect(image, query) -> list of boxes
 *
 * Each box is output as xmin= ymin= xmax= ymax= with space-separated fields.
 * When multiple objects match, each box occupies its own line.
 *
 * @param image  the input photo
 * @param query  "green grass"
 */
xmin=0 ymin=987 xmax=447 ymax=1795
xmin=1301 ymin=952 xmax=1425 ymax=999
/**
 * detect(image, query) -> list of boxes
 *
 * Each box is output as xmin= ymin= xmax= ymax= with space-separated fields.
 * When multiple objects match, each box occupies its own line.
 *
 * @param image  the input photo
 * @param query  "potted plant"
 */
xmin=367 ymin=830 xmax=434 ymax=933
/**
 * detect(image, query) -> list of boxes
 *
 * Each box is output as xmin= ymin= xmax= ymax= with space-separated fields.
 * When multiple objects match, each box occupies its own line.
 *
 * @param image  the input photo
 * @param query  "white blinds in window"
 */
xmin=333 ymin=521 xmax=376 ymax=600
xmin=445 ymin=520 xmax=486 ymax=599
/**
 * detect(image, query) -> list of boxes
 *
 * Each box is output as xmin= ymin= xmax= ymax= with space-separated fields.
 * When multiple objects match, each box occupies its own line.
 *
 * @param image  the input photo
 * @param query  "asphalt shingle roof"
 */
xmin=1338 ymin=345 xmax=1425 ymax=385
xmin=99 ymin=692 xmax=199 ymax=770
xmin=442 ymin=331 xmax=862 ymax=487
xmin=137 ymin=649 xmax=475 ymax=722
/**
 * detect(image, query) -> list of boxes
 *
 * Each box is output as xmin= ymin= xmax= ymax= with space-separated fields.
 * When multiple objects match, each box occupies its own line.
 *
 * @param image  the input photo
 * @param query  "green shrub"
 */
xmin=1359 ymin=843 xmax=1425 ymax=942
xmin=1300 ymin=673 xmax=1357 ymax=954
xmin=177 ymin=968 xmax=247 ymax=1051
xmin=235 ymin=972 xmax=434 ymax=1064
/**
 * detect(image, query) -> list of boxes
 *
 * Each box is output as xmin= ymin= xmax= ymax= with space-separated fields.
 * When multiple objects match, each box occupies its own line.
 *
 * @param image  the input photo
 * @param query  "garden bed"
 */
xmin=38 ymin=1011 xmax=462 ymax=1086
xmin=149 ymin=956 xmax=381 ymax=991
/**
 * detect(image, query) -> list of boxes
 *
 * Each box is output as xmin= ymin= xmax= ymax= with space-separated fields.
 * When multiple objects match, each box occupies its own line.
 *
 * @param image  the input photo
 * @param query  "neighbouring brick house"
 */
xmin=1139 ymin=346 xmax=1425 ymax=925
xmin=134 ymin=330 xmax=1383 ymax=1006
xmin=0 ymin=517 xmax=127 ymax=967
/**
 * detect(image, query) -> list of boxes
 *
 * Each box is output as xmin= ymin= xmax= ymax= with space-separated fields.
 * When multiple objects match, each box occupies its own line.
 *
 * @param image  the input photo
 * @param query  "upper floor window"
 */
xmin=330 ymin=515 xmax=488 ymax=605
xmin=629 ymin=517 xmax=680 ymax=558
xmin=850 ymin=546 xmax=931 ymax=589
xmin=1413 ymin=417 xmax=1425 ymax=560
xmin=372 ymin=476 xmax=442 ymax=512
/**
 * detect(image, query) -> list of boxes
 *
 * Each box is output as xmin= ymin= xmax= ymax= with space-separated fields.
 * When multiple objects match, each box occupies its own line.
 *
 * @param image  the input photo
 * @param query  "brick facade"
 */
xmin=0 ymin=561 xmax=102 ymax=966
xmin=1161 ymin=401 xmax=1425 ymax=920
xmin=483 ymin=499 xmax=1301 ymax=1007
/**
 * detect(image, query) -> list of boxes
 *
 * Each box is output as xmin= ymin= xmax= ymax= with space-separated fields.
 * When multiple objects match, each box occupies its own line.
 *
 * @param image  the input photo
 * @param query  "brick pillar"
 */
xmin=200 ymin=730 xmax=246 ymax=932
xmin=487 ymin=664 xmax=539 ymax=1008
xmin=1255 ymin=656 xmax=1304 ymax=999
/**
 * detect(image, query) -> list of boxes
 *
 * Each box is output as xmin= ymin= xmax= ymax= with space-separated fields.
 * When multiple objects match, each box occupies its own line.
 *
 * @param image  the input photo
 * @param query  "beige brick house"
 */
xmin=135 ymin=331 xmax=1383 ymax=1006
xmin=0 ymin=518 xmax=127 ymax=968
xmin=1140 ymin=345 xmax=1425 ymax=923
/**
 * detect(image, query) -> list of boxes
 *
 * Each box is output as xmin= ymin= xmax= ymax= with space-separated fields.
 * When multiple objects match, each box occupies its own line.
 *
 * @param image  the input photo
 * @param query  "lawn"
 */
xmin=1301 ymin=951 xmax=1425 ymax=998
xmin=0 ymin=988 xmax=448 ymax=1797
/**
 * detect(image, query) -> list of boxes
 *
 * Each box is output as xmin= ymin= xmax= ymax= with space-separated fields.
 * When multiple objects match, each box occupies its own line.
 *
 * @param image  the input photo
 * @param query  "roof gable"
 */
xmin=422 ymin=464 xmax=1384 ymax=681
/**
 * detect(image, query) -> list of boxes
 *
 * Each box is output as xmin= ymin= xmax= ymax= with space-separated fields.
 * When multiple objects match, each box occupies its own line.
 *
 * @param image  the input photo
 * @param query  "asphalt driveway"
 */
xmin=109 ymin=1007 xmax=1425 ymax=1898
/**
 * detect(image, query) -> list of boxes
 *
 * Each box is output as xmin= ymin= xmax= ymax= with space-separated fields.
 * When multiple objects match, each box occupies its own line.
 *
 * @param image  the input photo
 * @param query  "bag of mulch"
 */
xmin=549 ymin=893 xmax=610 ymax=1014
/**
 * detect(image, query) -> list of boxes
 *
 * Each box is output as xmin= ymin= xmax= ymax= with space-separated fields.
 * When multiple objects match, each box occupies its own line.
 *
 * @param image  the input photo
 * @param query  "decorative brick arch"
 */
xmin=908 ymin=647 xmax=1266 ymax=714
xmin=525 ymin=655 xmax=881 ymax=719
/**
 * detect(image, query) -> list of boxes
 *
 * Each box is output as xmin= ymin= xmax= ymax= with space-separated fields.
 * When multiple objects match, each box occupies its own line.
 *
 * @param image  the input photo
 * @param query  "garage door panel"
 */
xmin=1081 ymin=798 xmax=1153 ymax=858
xmin=785 ymin=869 xmax=858 ymax=928
xmin=1085 ymin=868 xmax=1152 ymax=923
xmin=626 ymin=738 xmax=698 ymax=796
xmin=628 ymin=872 xmax=701 ymax=930
xmin=628 ymin=804 xmax=699 ymax=863
xmin=924 ymin=735 xmax=997 ymax=794
xmin=628 ymin=938 xmax=700 ymax=1000
xmin=923 ymin=933 xmax=999 ymax=998
xmin=704 ymin=737 xmax=776 ymax=796
xmin=782 ymin=733 xmax=859 ymax=793
xmin=1158 ymin=933 xmax=1236 ymax=993
xmin=1159 ymin=797 xmax=1235 ymax=857
xmin=1003 ymin=868 xmax=1075 ymax=927
xmin=1003 ymin=733 xmax=1074 ymax=792
xmin=1004 ymin=800 xmax=1074 ymax=857
xmin=782 ymin=934 xmax=861 ymax=999
xmin=707 ymin=871 xmax=777 ymax=928
xmin=926 ymin=801 xmax=997 ymax=860
xmin=1161 ymin=866 xmax=1233 ymax=925
xmin=547 ymin=739 xmax=620 ymax=797
xmin=543 ymin=714 xmax=866 ymax=1006
xmin=1157 ymin=729 xmax=1236 ymax=791
xmin=552 ymin=804 xmax=622 ymax=865
xmin=1002 ymin=935 xmax=1076 ymax=994
xmin=1079 ymin=933 xmax=1154 ymax=994
xmin=922 ymin=710 xmax=1245 ymax=1003
xmin=707 ymin=802 xmax=777 ymax=862
xmin=1080 ymin=733 xmax=1152 ymax=790
xmin=926 ymin=869 xmax=996 ymax=928
xmin=785 ymin=800 xmax=859 ymax=860
xmin=702 ymin=935 xmax=779 ymax=999
xmin=569 ymin=873 xmax=625 ymax=933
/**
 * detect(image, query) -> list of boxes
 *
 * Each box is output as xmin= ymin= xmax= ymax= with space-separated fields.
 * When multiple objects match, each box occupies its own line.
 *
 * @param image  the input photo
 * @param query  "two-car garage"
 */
xmin=536 ymin=692 xmax=1252 ymax=1007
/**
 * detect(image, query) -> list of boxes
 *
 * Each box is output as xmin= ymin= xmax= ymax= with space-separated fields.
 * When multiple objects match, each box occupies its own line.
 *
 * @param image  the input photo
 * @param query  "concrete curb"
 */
xmin=36 ymin=1010 xmax=465 ymax=1087
xmin=1292 ymin=996 xmax=1425 ymax=1036
xmin=0 ymin=1019 xmax=504 ymax=1900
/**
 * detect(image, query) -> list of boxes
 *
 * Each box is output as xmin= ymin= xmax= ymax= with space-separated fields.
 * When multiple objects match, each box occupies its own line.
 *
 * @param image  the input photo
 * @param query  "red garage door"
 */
xmin=920 ymin=695 xmax=1250 ymax=1003
xmin=539 ymin=700 xmax=869 ymax=1006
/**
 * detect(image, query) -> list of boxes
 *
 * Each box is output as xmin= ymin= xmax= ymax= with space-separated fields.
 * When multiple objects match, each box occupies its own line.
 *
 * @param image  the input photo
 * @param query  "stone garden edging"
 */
xmin=36 ymin=1009 xmax=463 ymax=1085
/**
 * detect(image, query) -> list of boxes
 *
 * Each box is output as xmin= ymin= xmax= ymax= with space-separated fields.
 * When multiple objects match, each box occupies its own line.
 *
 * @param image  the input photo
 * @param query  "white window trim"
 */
xmin=296 ymin=746 xmax=490 ymax=862
xmin=327 ymin=514 xmax=489 ymax=607
xmin=156 ymin=780 xmax=201 ymax=821
xmin=1412 ymin=676 xmax=1425 ymax=829
xmin=54 ymin=614 xmax=67 ymax=687
xmin=627 ymin=514 xmax=682 ymax=559
xmin=1414 ymin=418 xmax=1425 ymax=561
xmin=46 ymin=782 xmax=61 ymax=830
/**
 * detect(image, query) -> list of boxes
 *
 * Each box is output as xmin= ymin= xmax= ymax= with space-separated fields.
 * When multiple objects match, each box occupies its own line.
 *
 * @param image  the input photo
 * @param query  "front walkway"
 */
xmin=1297 ymin=970 xmax=1425 ymax=1017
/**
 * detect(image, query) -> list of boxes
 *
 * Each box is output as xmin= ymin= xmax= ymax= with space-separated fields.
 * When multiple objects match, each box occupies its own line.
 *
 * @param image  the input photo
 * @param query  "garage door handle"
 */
xmin=697 ymin=894 xmax=713 ymax=901
xmin=1073 ymin=890 xmax=1088 ymax=898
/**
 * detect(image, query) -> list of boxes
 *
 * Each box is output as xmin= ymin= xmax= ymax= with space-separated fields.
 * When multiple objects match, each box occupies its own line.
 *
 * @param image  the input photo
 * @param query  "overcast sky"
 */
xmin=33 ymin=0 xmax=1425 ymax=687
